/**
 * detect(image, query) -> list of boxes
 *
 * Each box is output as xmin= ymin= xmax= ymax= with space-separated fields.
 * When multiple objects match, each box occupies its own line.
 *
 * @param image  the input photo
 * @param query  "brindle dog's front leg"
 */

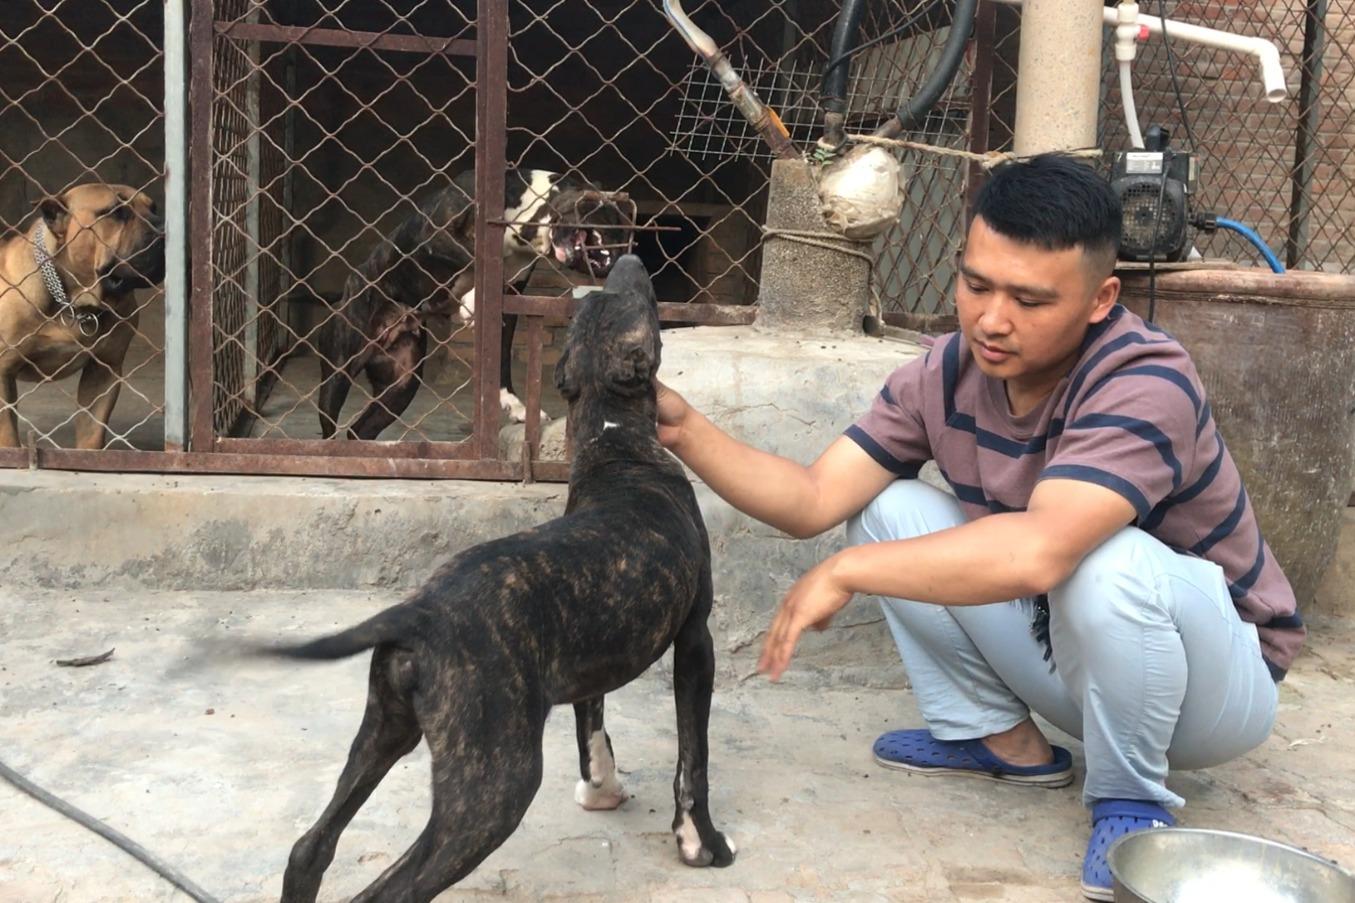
xmin=670 ymin=607 xmax=735 ymax=867
xmin=572 ymin=696 xmax=627 ymax=810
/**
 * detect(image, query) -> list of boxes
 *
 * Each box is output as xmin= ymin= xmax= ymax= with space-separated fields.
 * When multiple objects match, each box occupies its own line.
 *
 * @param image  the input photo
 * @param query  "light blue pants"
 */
xmin=847 ymin=480 xmax=1278 ymax=808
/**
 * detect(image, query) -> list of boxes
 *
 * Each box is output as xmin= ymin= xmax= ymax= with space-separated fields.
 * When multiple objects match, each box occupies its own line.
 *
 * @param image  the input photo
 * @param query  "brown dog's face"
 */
xmin=41 ymin=183 xmax=166 ymax=296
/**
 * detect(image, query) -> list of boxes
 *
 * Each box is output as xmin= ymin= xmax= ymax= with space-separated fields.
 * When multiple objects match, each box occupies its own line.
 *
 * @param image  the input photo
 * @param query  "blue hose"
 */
xmin=1215 ymin=217 xmax=1285 ymax=273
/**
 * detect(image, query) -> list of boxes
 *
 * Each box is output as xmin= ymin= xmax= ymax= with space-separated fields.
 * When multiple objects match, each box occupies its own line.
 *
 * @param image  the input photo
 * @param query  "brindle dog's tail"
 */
xmin=253 ymin=607 xmax=417 ymax=661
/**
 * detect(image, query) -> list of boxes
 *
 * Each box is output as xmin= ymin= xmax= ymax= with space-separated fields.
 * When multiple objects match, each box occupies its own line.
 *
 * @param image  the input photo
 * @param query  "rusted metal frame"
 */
xmin=504 ymin=294 xmax=758 ymax=327
xmin=215 ymin=22 xmax=476 ymax=58
xmin=214 ymin=436 xmax=478 ymax=459
xmin=964 ymin=0 xmax=996 ymax=226
xmin=474 ymin=0 xmax=509 ymax=461
xmin=1286 ymin=0 xmax=1327 ymax=270
xmin=0 ymin=447 xmax=521 ymax=480
xmin=189 ymin=0 xmax=216 ymax=451
xmin=521 ymin=317 xmax=545 ymax=483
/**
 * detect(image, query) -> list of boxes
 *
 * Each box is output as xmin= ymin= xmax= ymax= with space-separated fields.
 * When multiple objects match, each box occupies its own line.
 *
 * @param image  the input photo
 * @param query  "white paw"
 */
xmin=675 ymin=812 xmax=704 ymax=861
xmin=500 ymin=388 xmax=527 ymax=423
xmin=575 ymin=777 xmax=628 ymax=811
xmin=500 ymin=389 xmax=551 ymax=424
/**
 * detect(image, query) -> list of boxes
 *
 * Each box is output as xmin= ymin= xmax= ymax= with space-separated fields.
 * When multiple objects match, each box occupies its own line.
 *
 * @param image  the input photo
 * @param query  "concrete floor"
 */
xmin=2 ymin=587 xmax=1353 ymax=903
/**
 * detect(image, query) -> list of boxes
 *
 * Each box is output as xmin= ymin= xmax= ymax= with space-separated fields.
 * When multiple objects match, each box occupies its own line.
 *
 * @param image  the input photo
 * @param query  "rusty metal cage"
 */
xmin=1 ymin=0 xmax=1352 ymax=476
xmin=0 ymin=2 xmax=167 ymax=459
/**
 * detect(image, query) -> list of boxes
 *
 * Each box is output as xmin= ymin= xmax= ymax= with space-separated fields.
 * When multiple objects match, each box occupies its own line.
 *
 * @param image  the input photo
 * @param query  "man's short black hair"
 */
xmin=972 ymin=153 xmax=1122 ymax=274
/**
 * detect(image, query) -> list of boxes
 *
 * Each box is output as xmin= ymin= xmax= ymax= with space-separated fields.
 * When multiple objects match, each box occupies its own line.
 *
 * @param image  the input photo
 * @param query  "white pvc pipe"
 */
xmin=1121 ymin=6 xmax=1287 ymax=102
xmin=992 ymin=0 xmax=1288 ymax=103
xmin=1119 ymin=60 xmax=1146 ymax=148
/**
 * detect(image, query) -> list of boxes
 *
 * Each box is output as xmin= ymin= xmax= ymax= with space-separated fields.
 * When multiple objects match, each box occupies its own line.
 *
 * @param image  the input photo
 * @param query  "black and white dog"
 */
xmin=317 ymin=168 xmax=633 ymax=439
xmin=272 ymin=256 xmax=735 ymax=902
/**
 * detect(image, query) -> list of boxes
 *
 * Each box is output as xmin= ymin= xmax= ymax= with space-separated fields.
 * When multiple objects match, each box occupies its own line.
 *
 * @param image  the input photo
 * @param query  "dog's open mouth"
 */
xmin=553 ymin=228 xmax=620 ymax=277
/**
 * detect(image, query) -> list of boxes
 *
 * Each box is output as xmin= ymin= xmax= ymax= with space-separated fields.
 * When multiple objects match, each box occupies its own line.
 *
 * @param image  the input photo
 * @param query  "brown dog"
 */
xmin=0 ymin=184 xmax=165 ymax=449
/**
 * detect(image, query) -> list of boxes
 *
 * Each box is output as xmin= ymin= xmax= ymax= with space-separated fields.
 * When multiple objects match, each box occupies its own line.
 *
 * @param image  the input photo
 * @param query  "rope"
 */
xmin=843 ymin=133 xmax=1104 ymax=170
xmin=761 ymin=226 xmax=883 ymax=321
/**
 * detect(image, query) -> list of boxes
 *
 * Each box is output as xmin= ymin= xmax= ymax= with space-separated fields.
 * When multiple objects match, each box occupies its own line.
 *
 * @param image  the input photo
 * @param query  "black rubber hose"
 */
xmin=821 ymin=0 xmax=869 ymax=118
xmin=878 ymin=0 xmax=980 ymax=137
xmin=0 ymin=755 xmax=222 ymax=903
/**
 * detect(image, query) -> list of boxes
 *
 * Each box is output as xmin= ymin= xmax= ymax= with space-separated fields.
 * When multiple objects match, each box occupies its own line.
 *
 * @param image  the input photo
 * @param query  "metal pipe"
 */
xmin=993 ymin=0 xmax=1289 ymax=104
xmin=1010 ymin=0 xmax=1104 ymax=154
xmin=163 ymin=0 xmax=188 ymax=451
xmin=661 ymin=0 xmax=797 ymax=159
xmin=1286 ymin=0 xmax=1327 ymax=268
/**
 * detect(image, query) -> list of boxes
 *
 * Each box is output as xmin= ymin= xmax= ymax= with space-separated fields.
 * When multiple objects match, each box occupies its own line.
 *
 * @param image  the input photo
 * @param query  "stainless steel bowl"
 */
xmin=1108 ymin=828 xmax=1355 ymax=903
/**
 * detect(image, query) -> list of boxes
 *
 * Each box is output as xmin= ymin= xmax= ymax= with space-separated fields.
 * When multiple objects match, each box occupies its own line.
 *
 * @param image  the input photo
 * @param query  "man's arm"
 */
xmin=657 ymin=381 xmax=897 ymax=539
xmin=757 ymin=477 xmax=1137 ymax=679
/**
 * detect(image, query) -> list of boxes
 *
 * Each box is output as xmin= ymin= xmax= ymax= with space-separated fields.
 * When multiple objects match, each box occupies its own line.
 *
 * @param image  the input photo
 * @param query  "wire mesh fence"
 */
xmin=0 ymin=0 xmax=1350 ymax=473
xmin=0 ymin=1 xmax=166 ymax=453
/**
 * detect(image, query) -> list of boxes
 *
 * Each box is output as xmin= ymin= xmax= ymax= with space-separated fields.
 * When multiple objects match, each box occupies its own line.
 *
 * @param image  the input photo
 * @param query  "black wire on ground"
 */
xmin=0 ymin=756 xmax=222 ymax=903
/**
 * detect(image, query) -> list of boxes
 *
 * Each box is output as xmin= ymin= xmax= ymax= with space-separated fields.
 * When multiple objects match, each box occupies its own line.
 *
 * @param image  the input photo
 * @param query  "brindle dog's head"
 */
xmin=542 ymin=185 xmax=634 ymax=279
xmin=41 ymin=184 xmax=166 ymax=296
xmin=554 ymin=254 xmax=660 ymax=418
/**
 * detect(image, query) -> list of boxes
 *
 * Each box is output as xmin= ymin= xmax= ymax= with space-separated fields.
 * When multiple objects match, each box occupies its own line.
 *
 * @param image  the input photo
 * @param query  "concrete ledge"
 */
xmin=0 ymin=326 xmax=929 ymax=678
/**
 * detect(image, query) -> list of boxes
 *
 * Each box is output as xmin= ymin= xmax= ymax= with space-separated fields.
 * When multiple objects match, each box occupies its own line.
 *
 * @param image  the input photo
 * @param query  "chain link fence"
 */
xmin=1 ymin=0 xmax=1350 ymax=472
xmin=0 ymin=1 xmax=166 ymax=454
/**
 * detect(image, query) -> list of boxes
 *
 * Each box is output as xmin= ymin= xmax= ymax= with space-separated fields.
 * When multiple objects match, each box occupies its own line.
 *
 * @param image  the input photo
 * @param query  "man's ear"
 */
xmin=1089 ymin=274 xmax=1120 ymax=324
xmin=553 ymin=346 xmax=580 ymax=401
xmin=40 ymin=195 xmax=70 ymax=239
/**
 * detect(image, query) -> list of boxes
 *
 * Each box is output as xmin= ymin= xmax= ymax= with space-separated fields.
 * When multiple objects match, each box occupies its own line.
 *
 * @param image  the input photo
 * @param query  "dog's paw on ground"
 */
xmin=574 ymin=777 xmax=628 ymax=811
xmin=674 ymin=815 xmax=737 ymax=868
xmin=500 ymin=388 xmax=550 ymax=424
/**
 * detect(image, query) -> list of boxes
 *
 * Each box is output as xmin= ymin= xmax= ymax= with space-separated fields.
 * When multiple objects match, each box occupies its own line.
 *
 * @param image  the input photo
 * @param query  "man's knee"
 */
xmin=846 ymin=479 xmax=962 ymax=546
xmin=1050 ymin=528 xmax=1166 ymax=639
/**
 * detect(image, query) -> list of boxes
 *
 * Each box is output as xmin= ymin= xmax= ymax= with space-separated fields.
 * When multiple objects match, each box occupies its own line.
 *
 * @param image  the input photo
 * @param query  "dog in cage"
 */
xmin=316 ymin=168 xmax=634 ymax=440
xmin=0 ymin=183 xmax=165 ymax=450
xmin=265 ymin=256 xmax=735 ymax=901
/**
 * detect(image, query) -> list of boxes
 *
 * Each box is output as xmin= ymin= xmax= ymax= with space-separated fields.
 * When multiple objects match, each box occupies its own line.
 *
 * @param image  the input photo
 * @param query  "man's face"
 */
xmin=955 ymin=216 xmax=1120 ymax=401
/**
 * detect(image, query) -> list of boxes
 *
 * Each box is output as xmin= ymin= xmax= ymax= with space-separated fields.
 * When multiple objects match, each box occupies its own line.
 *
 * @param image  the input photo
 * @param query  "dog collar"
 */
xmin=32 ymin=222 xmax=99 ymax=337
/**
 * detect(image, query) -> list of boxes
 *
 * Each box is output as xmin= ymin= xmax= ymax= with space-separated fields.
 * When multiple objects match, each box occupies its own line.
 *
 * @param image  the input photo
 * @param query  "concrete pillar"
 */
xmin=1012 ymin=0 xmax=1104 ymax=155
xmin=758 ymin=158 xmax=873 ymax=334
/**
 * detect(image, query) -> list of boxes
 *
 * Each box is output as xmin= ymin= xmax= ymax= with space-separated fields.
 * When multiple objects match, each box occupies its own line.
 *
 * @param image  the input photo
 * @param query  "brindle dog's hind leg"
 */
xmin=348 ymin=326 xmax=427 ymax=441
xmin=573 ymin=696 xmax=627 ymax=810
xmin=349 ymin=679 xmax=547 ymax=902
xmin=281 ymin=647 xmax=422 ymax=903
xmin=670 ymin=566 xmax=735 ymax=868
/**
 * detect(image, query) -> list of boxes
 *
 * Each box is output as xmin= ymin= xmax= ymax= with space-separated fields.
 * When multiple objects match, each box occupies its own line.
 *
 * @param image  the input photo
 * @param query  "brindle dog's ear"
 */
xmin=40 ymin=195 xmax=70 ymax=238
xmin=554 ymin=347 xmax=580 ymax=401
xmin=605 ymin=342 xmax=658 ymax=396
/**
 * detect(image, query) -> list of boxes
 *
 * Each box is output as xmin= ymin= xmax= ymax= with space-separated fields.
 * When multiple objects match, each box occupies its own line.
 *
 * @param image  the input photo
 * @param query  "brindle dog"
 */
xmin=0 ymin=184 xmax=164 ymax=448
xmin=270 ymin=255 xmax=734 ymax=902
xmin=317 ymin=168 xmax=632 ymax=438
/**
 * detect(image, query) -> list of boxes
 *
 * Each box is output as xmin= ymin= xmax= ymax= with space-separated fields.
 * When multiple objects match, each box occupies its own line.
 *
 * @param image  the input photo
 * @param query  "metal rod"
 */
xmin=502 ymin=295 xmax=758 ymax=326
xmin=214 ymin=436 xmax=478 ymax=460
xmin=1286 ymin=0 xmax=1327 ymax=270
xmin=215 ymin=22 xmax=476 ymax=58
xmin=163 ymin=0 xmax=189 ymax=451
xmin=474 ymin=0 xmax=509 ymax=459
xmin=189 ymin=0 xmax=215 ymax=450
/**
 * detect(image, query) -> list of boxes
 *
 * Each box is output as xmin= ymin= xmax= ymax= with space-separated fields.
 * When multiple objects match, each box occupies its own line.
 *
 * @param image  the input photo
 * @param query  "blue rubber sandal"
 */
xmin=872 ymin=728 xmax=1074 ymax=787
xmin=1081 ymin=799 xmax=1174 ymax=901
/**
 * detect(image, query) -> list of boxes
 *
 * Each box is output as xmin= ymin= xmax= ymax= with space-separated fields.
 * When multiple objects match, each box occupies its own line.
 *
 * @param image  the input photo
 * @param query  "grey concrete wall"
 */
xmin=0 ymin=326 xmax=930 ymax=680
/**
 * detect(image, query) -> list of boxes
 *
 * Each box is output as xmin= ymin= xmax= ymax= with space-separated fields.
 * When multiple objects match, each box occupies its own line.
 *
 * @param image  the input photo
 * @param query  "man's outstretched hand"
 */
xmin=757 ymin=555 xmax=855 ymax=681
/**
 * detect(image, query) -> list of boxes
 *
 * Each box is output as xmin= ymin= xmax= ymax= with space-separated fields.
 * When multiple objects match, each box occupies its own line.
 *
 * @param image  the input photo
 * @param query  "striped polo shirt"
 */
xmin=846 ymin=303 xmax=1304 ymax=679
